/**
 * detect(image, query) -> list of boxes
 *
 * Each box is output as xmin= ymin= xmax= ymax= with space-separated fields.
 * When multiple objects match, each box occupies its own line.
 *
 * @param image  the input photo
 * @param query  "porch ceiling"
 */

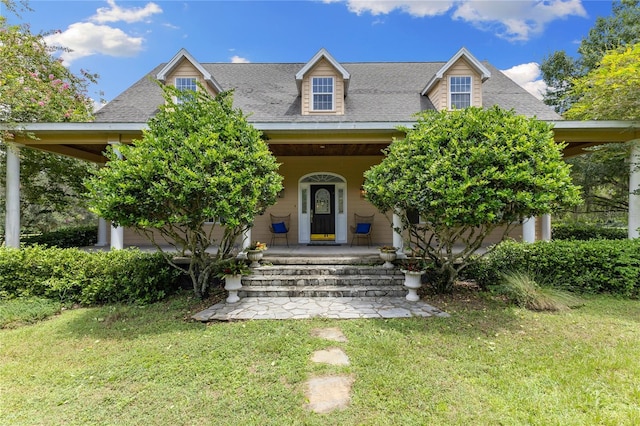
xmin=269 ymin=143 xmax=389 ymax=156
xmin=5 ymin=120 xmax=639 ymax=163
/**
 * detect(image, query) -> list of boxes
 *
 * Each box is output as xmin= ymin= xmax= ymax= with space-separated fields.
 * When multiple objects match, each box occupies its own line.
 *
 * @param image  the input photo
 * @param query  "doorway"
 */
xmin=310 ymin=185 xmax=336 ymax=241
xmin=298 ymin=173 xmax=347 ymax=244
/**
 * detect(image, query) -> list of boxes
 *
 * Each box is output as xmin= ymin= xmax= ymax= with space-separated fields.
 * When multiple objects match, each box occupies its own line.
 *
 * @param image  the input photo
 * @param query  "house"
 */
xmin=3 ymin=47 xmax=639 ymax=249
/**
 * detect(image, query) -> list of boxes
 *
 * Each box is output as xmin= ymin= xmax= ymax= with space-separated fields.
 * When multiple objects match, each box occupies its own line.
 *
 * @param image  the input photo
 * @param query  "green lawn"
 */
xmin=1 ymin=291 xmax=639 ymax=425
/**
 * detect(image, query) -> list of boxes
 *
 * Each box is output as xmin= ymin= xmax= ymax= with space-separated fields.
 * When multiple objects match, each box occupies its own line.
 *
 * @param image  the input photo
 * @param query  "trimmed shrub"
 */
xmin=469 ymin=239 xmax=640 ymax=297
xmin=0 ymin=246 xmax=182 ymax=305
xmin=552 ymin=223 xmax=627 ymax=241
xmin=22 ymin=225 xmax=98 ymax=248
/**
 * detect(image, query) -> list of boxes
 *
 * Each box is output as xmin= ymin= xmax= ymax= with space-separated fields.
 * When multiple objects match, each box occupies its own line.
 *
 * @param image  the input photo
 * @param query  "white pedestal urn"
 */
xmin=401 ymin=270 xmax=425 ymax=302
xmin=224 ymin=274 xmax=243 ymax=304
xmin=379 ymin=250 xmax=397 ymax=269
xmin=247 ymin=250 xmax=264 ymax=268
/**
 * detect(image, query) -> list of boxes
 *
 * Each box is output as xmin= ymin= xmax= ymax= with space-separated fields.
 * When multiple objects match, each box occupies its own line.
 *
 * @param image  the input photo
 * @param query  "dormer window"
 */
xmin=312 ymin=77 xmax=334 ymax=111
xmin=450 ymin=76 xmax=471 ymax=109
xmin=175 ymin=77 xmax=197 ymax=103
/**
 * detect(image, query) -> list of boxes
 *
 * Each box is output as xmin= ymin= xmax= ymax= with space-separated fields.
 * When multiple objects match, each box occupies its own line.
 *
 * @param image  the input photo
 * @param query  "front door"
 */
xmin=310 ymin=184 xmax=335 ymax=241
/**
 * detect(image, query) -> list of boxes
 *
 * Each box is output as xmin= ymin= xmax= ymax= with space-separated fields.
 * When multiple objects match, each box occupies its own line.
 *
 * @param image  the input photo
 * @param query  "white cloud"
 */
xmin=336 ymin=0 xmax=587 ymax=41
xmin=501 ymin=62 xmax=547 ymax=100
xmin=42 ymin=1 xmax=162 ymax=65
xmin=345 ymin=0 xmax=453 ymax=17
xmin=453 ymin=0 xmax=587 ymax=41
xmin=91 ymin=0 xmax=162 ymax=24
xmin=44 ymin=22 xmax=144 ymax=65
xmin=231 ymin=55 xmax=250 ymax=63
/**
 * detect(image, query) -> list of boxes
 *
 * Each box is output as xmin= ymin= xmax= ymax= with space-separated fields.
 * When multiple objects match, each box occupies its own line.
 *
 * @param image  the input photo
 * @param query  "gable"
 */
xmin=300 ymin=58 xmax=346 ymax=115
xmin=427 ymin=57 xmax=483 ymax=110
xmin=421 ymin=47 xmax=491 ymax=111
xmin=156 ymin=48 xmax=223 ymax=96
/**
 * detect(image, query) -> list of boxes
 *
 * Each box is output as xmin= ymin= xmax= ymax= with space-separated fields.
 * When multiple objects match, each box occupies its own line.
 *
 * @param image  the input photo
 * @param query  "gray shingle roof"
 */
xmin=95 ymin=60 xmax=560 ymax=123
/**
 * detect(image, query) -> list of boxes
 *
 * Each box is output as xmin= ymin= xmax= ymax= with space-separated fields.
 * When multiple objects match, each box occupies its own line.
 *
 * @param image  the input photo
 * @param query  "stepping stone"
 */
xmin=311 ymin=347 xmax=350 ymax=366
xmin=310 ymin=327 xmax=348 ymax=342
xmin=305 ymin=375 xmax=354 ymax=414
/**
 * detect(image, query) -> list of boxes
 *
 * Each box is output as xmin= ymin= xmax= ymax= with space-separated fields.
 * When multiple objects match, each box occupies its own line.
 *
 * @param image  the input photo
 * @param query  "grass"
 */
xmin=0 ymin=297 xmax=62 ymax=328
xmin=1 ymin=290 xmax=639 ymax=425
xmin=492 ymin=271 xmax=584 ymax=311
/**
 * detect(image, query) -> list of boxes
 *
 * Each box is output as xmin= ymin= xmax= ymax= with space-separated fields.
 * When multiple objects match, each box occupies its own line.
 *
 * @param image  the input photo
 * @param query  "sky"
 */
xmin=3 ymin=0 xmax=616 ymax=106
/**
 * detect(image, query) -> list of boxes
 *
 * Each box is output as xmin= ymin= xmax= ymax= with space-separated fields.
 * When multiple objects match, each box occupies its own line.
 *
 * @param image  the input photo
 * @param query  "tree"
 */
xmin=565 ymin=144 xmax=630 ymax=217
xmin=539 ymin=51 xmax=579 ymax=114
xmin=0 ymin=12 xmax=98 ymax=235
xmin=363 ymin=106 xmax=581 ymax=293
xmin=85 ymin=84 xmax=283 ymax=299
xmin=566 ymin=44 xmax=640 ymax=121
xmin=540 ymin=1 xmax=639 ymax=224
xmin=561 ymin=44 xmax=639 ymax=221
xmin=541 ymin=0 xmax=640 ymax=113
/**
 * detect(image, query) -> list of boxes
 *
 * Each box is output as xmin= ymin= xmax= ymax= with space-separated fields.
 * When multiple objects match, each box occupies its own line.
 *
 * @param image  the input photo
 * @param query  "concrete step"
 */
xmin=243 ymin=274 xmax=404 ymax=287
xmin=263 ymin=255 xmax=382 ymax=265
xmin=238 ymin=285 xmax=407 ymax=298
xmin=238 ymin=256 xmax=407 ymax=299
xmin=249 ymin=264 xmax=404 ymax=276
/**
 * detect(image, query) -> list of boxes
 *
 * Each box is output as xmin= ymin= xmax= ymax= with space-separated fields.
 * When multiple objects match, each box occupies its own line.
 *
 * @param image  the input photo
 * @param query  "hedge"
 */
xmin=468 ymin=239 xmax=640 ymax=297
xmin=22 ymin=225 xmax=98 ymax=248
xmin=0 ymin=246 xmax=182 ymax=305
xmin=551 ymin=223 xmax=627 ymax=241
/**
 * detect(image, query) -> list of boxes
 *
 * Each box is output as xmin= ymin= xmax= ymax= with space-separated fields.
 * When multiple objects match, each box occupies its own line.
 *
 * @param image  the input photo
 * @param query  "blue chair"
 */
xmin=269 ymin=213 xmax=290 ymax=247
xmin=350 ymin=213 xmax=374 ymax=247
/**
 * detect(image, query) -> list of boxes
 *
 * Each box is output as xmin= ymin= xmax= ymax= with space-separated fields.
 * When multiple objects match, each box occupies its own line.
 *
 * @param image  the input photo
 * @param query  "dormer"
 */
xmin=156 ymin=48 xmax=223 ymax=100
xmin=421 ymin=47 xmax=491 ymax=111
xmin=296 ymin=48 xmax=350 ymax=116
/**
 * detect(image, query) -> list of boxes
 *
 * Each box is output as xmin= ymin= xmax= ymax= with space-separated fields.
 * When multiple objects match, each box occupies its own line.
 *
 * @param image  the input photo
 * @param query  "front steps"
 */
xmin=239 ymin=258 xmax=407 ymax=298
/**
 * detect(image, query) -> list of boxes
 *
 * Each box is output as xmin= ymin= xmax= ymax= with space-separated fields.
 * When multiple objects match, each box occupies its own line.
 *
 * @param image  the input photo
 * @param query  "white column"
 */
xmin=111 ymin=224 xmax=124 ymax=250
xmin=109 ymin=141 xmax=124 ymax=250
xmin=96 ymin=218 xmax=108 ymax=246
xmin=628 ymin=141 xmax=640 ymax=239
xmin=541 ymin=214 xmax=552 ymax=241
xmin=237 ymin=227 xmax=252 ymax=259
xmin=5 ymin=143 xmax=21 ymax=248
xmin=392 ymin=212 xmax=405 ymax=258
xmin=522 ymin=217 xmax=536 ymax=243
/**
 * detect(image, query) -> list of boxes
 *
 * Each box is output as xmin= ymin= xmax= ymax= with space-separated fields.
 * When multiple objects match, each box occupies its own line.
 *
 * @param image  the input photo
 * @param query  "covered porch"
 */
xmin=3 ymin=120 xmax=640 ymax=249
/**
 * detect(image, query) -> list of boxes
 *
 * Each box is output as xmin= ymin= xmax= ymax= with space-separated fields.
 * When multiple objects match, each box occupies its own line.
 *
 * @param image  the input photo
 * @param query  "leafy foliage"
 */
xmin=364 ymin=106 xmax=581 ymax=293
xmin=0 ymin=13 xmax=98 ymax=235
xmin=21 ymin=225 xmax=97 ymax=248
xmin=541 ymin=0 xmax=640 ymax=113
xmin=86 ymin=84 xmax=282 ymax=298
xmin=552 ymin=223 xmax=627 ymax=241
xmin=0 ymin=247 xmax=181 ymax=305
xmin=470 ymin=240 xmax=640 ymax=297
xmin=564 ymin=143 xmax=630 ymax=218
xmin=540 ymin=51 xmax=580 ymax=114
xmin=566 ymin=43 xmax=640 ymax=121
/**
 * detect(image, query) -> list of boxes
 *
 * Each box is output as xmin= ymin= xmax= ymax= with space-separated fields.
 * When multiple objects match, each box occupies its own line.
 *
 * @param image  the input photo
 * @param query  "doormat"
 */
xmin=307 ymin=243 xmax=342 ymax=246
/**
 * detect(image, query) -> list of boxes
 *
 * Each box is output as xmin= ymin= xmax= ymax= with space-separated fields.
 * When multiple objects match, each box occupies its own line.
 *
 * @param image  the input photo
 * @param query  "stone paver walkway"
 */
xmin=192 ymin=297 xmax=450 ymax=321
xmin=306 ymin=328 xmax=353 ymax=414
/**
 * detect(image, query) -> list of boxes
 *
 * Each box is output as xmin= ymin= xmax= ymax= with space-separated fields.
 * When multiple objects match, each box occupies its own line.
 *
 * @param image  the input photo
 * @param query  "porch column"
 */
xmin=238 ymin=227 xmax=252 ymax=259
xmin=109 ymin=141 xmax=124 ymax=250
xmin=541 ymin=214 xmax=552 ymax=241
xmin=628 ymin=141 xmax=640 ymax=239
xmin=96 ymin=218 xmax=108 ymax=247
xmin=111 ymin=223 xmax=124 ymax=250
xmin=522 ymin=217 xmax=536 ymax=243
xmin=5 ymin=143 xmax=21 ymax=248
xmin=392 ymin=212 xmax=405 ymax=258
